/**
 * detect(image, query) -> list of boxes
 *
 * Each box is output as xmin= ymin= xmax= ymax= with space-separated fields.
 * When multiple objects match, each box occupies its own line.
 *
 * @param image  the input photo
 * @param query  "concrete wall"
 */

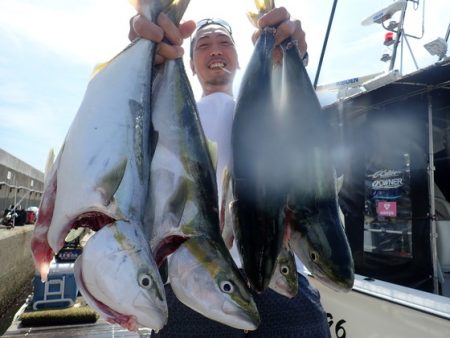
xmin=0 ymin=225 xmax=35 ymax=314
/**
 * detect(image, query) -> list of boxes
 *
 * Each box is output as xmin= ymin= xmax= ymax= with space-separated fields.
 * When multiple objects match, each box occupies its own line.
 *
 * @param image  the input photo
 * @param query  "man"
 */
xmin=129 ymin=7 xmax=331 ymax=338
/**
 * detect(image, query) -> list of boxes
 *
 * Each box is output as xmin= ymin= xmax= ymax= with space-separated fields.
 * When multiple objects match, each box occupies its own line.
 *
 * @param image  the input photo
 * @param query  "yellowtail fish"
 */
xmin=144 ymin=3 xmax=259 ymax=329
xmin=74 ymin=221 xmax=167 ymax=331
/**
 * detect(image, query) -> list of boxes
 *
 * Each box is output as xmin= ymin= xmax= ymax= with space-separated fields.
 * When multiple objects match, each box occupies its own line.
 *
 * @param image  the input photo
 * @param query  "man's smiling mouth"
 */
xmin=209 ymin=61 xmax=226 ymax=69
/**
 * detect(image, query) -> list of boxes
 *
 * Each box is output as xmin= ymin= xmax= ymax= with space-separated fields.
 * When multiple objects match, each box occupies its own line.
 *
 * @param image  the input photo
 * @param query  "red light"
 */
xmin=385 ymin=32 xmax=394 ymax=42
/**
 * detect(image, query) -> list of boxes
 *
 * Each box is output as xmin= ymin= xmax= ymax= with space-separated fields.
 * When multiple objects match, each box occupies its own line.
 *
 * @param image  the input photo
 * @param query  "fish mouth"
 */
xmin=317 ymin=274 xmax=354 ymax=292
xmin=313 ymin=262 xmax=354 ymax=292
xmin=221 ymin=299 xmax=260 ymax=331
xmin=132 ymin=292 xmax=168 ymax=330
xmin=49 ymin=211 xmax=116 ymax=253
xmin=71 ymin=211 xmax=116 ymax=231
xmin=76 ymin=266 xmax=138 ymax=331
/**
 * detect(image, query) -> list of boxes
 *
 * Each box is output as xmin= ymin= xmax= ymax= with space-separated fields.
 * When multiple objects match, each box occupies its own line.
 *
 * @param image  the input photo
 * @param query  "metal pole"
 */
xmin=427 ymin=92 xmax=439 ymax=294
xmin=389 ymin=3 xmax=408 ymax=71
xmin=313 ymin=0 xmax=338 ymax=89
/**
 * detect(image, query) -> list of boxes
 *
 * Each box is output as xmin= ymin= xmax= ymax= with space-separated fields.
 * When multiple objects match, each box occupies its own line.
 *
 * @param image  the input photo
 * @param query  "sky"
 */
xmin=0 ymin=0 xmax=449 ymax=172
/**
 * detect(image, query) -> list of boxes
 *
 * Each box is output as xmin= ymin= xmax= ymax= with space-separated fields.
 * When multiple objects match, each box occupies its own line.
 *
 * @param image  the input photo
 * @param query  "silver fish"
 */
xmin=31 ymin=0 xmax=174 ymax=330
xmin=30 ymin=0 xmax=172 ymax=280
xmin=74 ymin=221 xmax=167 ymax=331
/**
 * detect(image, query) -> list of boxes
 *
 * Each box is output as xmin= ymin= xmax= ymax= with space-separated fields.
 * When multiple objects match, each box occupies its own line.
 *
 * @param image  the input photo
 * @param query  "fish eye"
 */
xmin=220 ymin=281 xmax=234 ymax=294
xmin=310 ymin=251 xmax=319 ymax=262
xmin=280 ymin=265 xmax=290 ymax=276
xmin=139 ymin=273 xmax=153 ymax=289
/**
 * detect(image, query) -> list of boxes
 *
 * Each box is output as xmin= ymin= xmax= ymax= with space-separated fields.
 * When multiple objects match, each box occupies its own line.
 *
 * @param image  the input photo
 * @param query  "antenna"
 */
xmin=424 ymin=22 xmax=450 ymax=60
xmin=362 ymin=0 xmax=424 ymax=72
xmin=361 ymin=0 xmax=407 ymax=26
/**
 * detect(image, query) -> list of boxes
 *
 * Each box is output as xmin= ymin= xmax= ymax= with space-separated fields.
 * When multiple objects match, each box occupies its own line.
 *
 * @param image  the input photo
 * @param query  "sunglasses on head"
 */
xmin=195 ymin=18 xmax=232 ymax=36
xmin=190 ymin=18 xmax=233 ymax=58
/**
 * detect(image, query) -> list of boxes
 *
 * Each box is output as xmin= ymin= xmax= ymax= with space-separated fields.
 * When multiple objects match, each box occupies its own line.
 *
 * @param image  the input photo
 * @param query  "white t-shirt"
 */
xmin=196 ymin=92 xmax=307 ymax=276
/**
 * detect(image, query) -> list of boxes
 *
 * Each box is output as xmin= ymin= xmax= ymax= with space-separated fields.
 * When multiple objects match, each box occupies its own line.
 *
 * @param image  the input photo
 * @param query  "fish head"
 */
xmin=289 ymin=204 xmax=354 ymax=292
xmin=168 ymin=236 xmax=260 ymax=330
xmin=74 ymin=221 xmax=167 ymax=331
xmin=45 ymin=154 xmax=130 ymax=256
xmin=268 ymin=246 xmax=298 ymax=298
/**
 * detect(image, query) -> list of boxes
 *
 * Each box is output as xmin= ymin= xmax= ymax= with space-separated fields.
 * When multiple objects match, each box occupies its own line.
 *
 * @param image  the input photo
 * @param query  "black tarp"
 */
xmin=324 ymin=59 xmax=450 ymax=292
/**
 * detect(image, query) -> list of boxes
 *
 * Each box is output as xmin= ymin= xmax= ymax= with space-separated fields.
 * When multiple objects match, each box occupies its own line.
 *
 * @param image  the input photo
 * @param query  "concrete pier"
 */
xmin=0 ymin=225 xmax=35 ymax=316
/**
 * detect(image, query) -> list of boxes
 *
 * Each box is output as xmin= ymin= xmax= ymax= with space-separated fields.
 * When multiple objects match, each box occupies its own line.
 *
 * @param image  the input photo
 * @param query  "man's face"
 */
xmin=190 ymin=25 xmax=239 ymax=93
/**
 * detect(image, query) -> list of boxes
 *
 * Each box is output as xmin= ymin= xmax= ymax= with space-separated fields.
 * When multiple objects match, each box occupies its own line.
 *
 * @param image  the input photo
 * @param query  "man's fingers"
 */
xmin=179 ymin=20 xmax=196 ymax=39
xmin=130 ymin=14 xmax=164 ymax=42
xmin=257 ymin=7 xmax=290 ymax=29
xmin=129 ymin=14 xmax=191 ymax=62
xmin=128 ymin=15 xmax=139 ymax=41
xmin=154 ymin=54 xmax=165 ymax=65
xmin=156 ymin=42 xmax=184 ymax=60
xmin=157 ymin=13 xmax=183 ymax=45
xmin=292 ymin=20 xmax=308 ymax=57
xmin=274 ymin=19 xmax=296 ymax=46
xmin=255 ymin=7 xmax=307 ymax=58
xmin=275 ymin=19 xmax=307 ymax=58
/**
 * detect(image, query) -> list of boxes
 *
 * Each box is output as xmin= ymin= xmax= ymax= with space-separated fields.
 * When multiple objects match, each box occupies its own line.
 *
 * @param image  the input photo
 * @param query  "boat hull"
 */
xmin=310 ymin=274 xmax=450 ymax=338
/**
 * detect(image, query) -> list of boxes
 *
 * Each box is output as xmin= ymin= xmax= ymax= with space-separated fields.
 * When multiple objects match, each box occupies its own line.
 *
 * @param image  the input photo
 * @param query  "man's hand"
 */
xmin=251 ymin=7 xmax=307 ymax=64
xmin=129 ymin=13 xmax=196 ymax=64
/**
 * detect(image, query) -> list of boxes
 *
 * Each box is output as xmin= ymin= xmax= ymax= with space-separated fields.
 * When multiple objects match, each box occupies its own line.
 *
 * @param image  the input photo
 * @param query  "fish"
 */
xmin=220 ymin=167 xmax=235 ymax=249
xmin=246 ymin=0 xmax=275 ymax=26
xmin=279 ymin=38 xmax=354 ymax=292
xmin=30 ymin=0 xmax=174 ymax=280
xmin=31 ymin=0 xmax=176 ymax=331
xmin=220 ymin=168 xmax=297 ymax=299
xmin=268 ymin=225 xmax=298 ymax=298
xmin=240 ymin=0 xmax=353 ymax=292
xmin=231 ymin=17 xmax=285 ymax=292
xmin=268 ymin=246 xmax=298 ymax=298
xmin=74 ymin=220 xmax=167 ymax=332
xmin=168 ymin=236 xmax=260 ymax=330
xmin=31 ymin=150 xmax=61 ymax=280
xmin=144 ymin=6 xmax=259 ymax=329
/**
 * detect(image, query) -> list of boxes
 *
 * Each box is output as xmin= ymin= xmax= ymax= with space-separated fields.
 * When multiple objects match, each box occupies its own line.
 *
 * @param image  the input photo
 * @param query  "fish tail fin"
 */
xmin=129 ymin=0 xmax=188 ymax=23
xmin=254 ymin=0 xmax=275 ymax=13
xmin=128 ymin=0 xmax=152 ymax=19
xmin=91 ymin=61 xmax=111 ymax=78
xmin=164 ymin=0 xmax=190 ymax=24
xmin=247 ymin=0 xmax=275 ymax=27
xmin=246 ymin=11 xmax=260 ymax=28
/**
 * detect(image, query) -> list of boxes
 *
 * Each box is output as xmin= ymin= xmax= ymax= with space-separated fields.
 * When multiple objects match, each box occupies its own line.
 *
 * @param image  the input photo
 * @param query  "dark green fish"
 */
xmin=280 ymin=39 xmax=354 ymax=292
xmin=232 ymin=27 xmax=285 ymax=293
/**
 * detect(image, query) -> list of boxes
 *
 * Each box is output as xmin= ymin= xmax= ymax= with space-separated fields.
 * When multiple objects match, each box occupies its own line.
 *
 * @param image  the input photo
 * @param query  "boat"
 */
xmin=311 ymin=1 xmax=450 ymax=336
